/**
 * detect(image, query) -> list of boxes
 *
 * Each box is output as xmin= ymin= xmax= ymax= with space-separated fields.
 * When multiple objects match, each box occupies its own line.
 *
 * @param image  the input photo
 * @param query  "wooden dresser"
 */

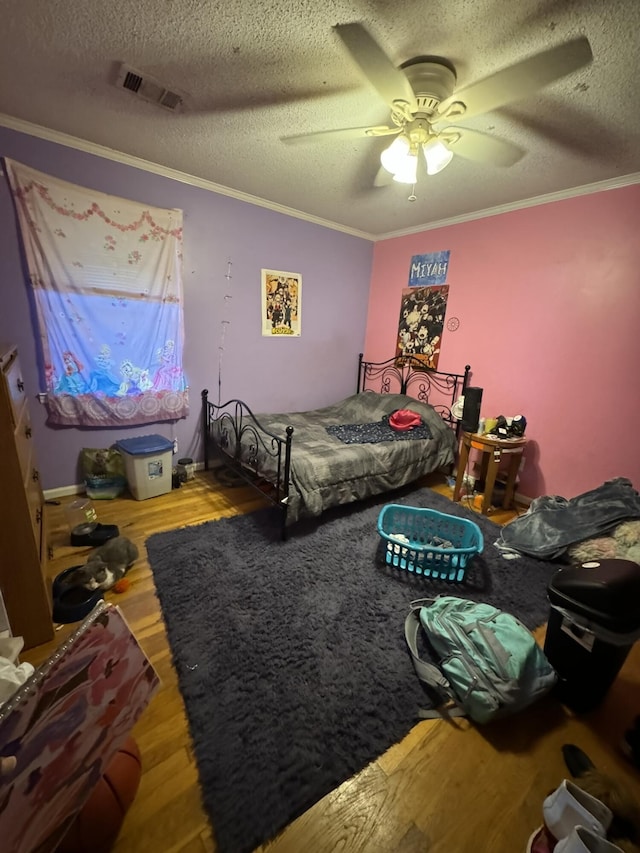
xmin=0 ymin=343 xmax=53 ymax=649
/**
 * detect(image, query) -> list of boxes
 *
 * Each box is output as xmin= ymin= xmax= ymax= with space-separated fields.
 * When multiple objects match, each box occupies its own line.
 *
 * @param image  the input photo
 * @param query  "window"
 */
xmin=6 ymin=158 xmax=188 ymax=427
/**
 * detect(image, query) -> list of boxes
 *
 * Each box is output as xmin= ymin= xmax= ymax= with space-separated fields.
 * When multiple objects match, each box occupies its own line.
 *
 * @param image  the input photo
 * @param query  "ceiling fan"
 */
xmin=282 ymin=23 xmax=593 ymax=186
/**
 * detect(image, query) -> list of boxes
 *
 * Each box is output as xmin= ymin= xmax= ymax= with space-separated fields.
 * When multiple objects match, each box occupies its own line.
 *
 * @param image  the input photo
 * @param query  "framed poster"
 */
xmin=395 ymin=284 xmax=449 ymax=369
xmin=261 ymin=269 xmax=301 ymax=337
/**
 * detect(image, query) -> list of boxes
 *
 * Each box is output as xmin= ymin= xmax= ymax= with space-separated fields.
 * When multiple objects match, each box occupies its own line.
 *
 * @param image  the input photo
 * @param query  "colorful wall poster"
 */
xmin=261 ymin=269 xmax=301 ymax=337
xmin=408 ymin=250 xmax=450 ymax=286
xmin=395 ymin=285 xmax=449 ymax=369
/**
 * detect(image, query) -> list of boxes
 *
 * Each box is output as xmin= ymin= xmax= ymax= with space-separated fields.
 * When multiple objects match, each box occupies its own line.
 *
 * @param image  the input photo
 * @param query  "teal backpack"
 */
xmin=405 ymin=596 xmax=557 ymax=724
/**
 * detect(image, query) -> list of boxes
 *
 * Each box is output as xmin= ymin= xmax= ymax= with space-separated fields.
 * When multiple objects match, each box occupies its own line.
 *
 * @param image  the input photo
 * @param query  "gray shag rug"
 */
xmin=146 ymin=486 xmax=558 ymax=853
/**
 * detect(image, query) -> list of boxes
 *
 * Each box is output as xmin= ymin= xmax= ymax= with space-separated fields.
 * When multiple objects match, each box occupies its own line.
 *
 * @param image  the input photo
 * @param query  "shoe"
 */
xmin=563 ymin=743 xmax=640 ymax=845
xmin=563 ymin=744 xmax=597 ymax=777
xmin=543 ymin=779 xmax=612 ymax=841
xmin=621 ymin=716 xmax=640 ymax=769
xmin=70 ymin=522 xmax=119 ymax=547
xmin=527 ymin=779 xmax=614 ymax=852
xmin=526 ymin=825 xmax=555 ymax=853
xmin=555 ymin=826 xmax=624 ymax=852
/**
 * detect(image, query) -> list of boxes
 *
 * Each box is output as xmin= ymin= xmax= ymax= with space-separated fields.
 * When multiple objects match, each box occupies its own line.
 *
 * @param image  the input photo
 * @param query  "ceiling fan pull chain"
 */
xmin=408 ymin=185 xmax=417 ymax=202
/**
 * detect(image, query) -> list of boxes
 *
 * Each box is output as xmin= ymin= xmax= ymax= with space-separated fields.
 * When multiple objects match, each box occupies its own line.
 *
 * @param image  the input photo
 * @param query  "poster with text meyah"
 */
xmin=408 ymin=251 xmax=450 ymax=286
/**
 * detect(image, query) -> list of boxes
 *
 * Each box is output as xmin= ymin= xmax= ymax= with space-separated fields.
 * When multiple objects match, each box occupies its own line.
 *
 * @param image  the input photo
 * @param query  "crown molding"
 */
xmin=2 ymin=112 xmax=638 ymax=244
xmin=0 ymin=113 xmax=374 ymax=241
xmin=377 ymin=171 xmax=640 ymax=240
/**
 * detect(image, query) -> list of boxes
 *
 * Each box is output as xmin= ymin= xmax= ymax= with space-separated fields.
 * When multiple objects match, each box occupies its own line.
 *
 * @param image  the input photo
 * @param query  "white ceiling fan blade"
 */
xmin=443 ymin=127 xmax=525 ymax=166
xmin=282 ymin=125 xmax=400 ymax=145
xmin=334 ymin=23 xmax=417 ymax=112
xmin=373 ymin=166 xmax=394 ymax=187
xmin=436 ymin=37 xmax=593 ymax=122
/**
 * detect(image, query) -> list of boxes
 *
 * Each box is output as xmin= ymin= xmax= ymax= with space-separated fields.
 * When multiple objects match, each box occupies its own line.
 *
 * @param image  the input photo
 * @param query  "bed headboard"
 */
xmin=357 ymin=353 xmax=471 ymax=431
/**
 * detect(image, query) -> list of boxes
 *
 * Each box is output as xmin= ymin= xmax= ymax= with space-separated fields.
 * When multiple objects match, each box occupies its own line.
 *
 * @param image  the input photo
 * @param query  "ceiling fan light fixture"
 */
xmin=423 ymin=138 xmax=454 ymax=175
xmin=380 ymin=134 xmax=418 ymax=183
xmin=392 ymin=155 xmax=418 ymax=184
xmin=380 ymin=134 xmax=409 ymax=171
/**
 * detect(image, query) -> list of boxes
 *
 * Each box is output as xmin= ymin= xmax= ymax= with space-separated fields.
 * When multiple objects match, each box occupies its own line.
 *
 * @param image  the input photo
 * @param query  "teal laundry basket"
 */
xmin=377 ymin=504 xmax=484 ymax=583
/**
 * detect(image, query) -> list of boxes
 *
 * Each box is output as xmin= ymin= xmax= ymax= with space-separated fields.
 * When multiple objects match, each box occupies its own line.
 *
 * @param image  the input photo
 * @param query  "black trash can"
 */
xmin=544 ymin=558 xmax=640 ymax=713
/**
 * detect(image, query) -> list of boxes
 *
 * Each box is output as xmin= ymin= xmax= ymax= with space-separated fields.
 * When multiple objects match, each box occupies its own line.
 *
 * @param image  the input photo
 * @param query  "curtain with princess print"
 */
xmin=5 ymin=158 xmax=188 ymax=427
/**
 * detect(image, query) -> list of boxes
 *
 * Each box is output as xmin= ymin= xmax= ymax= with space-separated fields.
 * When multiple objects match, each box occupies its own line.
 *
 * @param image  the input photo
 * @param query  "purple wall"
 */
xmin=365 ymin=184 xmax=640 ymax=500
xmin=0 ymin=126 xmax=373 ymax=490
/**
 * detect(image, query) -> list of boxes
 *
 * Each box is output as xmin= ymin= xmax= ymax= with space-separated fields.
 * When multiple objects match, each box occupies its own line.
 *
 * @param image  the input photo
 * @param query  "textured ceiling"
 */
xmin=1 ymin=0 xmax=639 ymax=238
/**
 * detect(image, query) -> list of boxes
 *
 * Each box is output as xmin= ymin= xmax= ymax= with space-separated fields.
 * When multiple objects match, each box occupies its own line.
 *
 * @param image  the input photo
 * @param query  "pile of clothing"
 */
xmin=0 ymin=637 xmax=34 ymax=709
xmin=496 ymin=478 xmax=640 ymax=561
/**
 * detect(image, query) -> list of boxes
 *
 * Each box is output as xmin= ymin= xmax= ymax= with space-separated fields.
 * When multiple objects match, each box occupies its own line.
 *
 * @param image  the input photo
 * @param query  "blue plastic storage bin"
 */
xmin=115 ymin=434 xmax=174 ymax=500
xmin=377 ymin=503 xmax=484 ymax=583
xmin=115 ymin=435 xmax=174 ymax=456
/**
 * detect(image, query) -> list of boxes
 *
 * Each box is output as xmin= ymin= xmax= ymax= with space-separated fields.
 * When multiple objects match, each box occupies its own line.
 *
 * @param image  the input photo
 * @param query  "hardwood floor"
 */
xmin=24 ymin=472 xmax=640 ymax=853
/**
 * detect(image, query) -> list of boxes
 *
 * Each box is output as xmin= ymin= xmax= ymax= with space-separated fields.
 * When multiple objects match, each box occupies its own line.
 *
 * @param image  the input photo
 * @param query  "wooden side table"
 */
xmin=453 ymin=431 xmax=527 ymax=515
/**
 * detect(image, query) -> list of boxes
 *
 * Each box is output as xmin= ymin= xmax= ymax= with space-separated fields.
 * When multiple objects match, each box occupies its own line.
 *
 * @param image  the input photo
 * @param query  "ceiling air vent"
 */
xmin=115 ymin=63 xmax=183 ymax=111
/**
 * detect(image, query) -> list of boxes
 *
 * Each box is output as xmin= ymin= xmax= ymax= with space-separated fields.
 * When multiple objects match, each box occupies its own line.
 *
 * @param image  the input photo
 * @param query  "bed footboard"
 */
xmin=201 ymin=389 xmax=293 ymax=539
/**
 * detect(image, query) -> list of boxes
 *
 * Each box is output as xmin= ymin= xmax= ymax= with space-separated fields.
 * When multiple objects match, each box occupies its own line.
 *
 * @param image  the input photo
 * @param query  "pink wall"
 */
xmin=365 ymin=183 xmax=640 ymax=500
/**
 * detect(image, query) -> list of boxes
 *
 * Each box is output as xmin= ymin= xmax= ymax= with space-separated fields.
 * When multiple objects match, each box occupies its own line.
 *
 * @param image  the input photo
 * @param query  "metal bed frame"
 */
xmin=202 ymin=354 xmax=470 ymax=539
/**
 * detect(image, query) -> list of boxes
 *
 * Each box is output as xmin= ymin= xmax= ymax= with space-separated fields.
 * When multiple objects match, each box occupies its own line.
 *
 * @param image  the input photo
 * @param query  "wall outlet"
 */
xmin=173 ymin=438 xmax=178 ymax=454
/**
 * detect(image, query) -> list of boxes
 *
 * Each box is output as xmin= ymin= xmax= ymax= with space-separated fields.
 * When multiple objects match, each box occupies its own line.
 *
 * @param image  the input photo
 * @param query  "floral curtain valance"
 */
xmin=5 ymin=158 xmax=188 ymax=427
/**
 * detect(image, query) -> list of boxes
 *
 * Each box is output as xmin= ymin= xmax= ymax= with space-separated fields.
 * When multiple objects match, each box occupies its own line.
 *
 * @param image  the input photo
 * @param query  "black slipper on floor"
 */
xmin=70 ymin=522 xmax=120 ymax=547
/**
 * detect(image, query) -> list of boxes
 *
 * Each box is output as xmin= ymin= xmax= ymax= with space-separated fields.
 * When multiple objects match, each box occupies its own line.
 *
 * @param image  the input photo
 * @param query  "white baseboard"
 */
xmin=514 ymin=490 xmax=532 ymax=507
xmin=43 ymin=484 xmax=85 ymax=499
xmin=43 ymin=460 xmax=207 ymax=500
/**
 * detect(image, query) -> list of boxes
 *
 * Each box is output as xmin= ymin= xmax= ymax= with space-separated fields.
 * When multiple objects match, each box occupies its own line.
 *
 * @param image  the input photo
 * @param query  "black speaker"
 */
xmin=461 ymin=387 xmax=483 ymax=433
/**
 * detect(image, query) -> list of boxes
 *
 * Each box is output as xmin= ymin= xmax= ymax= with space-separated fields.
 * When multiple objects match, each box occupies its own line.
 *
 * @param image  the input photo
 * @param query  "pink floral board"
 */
xmin=0 ymin=602 xmax=160 ymax=852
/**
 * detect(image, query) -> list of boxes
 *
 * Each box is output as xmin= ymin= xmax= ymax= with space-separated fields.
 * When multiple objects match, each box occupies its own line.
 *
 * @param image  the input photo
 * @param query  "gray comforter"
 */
xmin=253 ymin=392 xmax=457 ymax=523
